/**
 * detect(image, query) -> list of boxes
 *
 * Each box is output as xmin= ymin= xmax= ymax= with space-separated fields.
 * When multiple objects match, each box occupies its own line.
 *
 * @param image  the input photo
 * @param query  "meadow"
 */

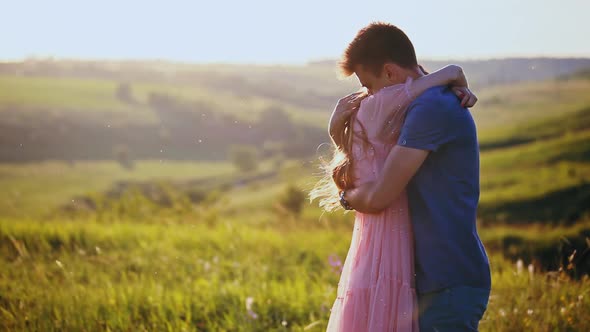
xmin=1 ymin=215 xmax=589 ymax=331
xmin=1 ymin=60 xmax=589 ymax=331
xmin=1 ymin=156 xmax=588 ymax=331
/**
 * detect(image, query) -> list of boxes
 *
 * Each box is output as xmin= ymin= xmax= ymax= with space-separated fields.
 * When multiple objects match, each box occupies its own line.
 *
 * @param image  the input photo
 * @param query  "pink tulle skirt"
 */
xmin=326 ymin=194 xmax=419 ymax=332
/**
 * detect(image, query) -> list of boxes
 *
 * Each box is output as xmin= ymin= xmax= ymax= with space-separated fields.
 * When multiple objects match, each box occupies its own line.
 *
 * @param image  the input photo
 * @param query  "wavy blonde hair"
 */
xmin=309 ymin=100 xmax=369 ymax=212
xmin=309 ymin=90 xmax=410 ymax=212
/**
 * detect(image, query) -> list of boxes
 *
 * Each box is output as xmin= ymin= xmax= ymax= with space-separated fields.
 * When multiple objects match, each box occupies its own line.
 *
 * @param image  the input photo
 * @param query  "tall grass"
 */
xmin=1 ymin=219 xmax=588 ymax=331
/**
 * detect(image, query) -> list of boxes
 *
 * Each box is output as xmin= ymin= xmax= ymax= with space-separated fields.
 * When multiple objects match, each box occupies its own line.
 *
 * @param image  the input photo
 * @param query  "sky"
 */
xmin=1 ymin=0 xmax=589 ymax=64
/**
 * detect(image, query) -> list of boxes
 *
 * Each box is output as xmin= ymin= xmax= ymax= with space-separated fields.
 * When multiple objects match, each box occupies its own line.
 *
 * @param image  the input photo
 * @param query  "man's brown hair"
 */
xmin=309 ymin=22 xmax=419 ymax=211
xmin=340 ymin=22 xmax=418 ymax=77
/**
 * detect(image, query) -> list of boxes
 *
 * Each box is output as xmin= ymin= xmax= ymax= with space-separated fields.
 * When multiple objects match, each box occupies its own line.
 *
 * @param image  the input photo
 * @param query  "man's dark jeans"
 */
xmin=418 ymin=285 xmax=490 ymax=332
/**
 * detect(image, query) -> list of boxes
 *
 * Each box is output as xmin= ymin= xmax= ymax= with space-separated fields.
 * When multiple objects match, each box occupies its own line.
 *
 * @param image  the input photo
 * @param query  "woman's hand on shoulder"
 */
xmin=441 ymin=64 xmax=478 ymax=108
xmin=334 ymin=91 xmax=368 ymax=117
xmin=452 ymin=86 xmax=478 ymax=108
xmin=330 ymin=91 xmax=368 ymax=126
xmin=329 ymin=90 xmax=368 ymax=146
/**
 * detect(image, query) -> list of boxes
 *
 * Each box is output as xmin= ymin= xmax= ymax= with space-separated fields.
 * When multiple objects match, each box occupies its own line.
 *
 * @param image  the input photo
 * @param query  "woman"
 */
xmin=310 ymin=65 xmax=477 ymax=331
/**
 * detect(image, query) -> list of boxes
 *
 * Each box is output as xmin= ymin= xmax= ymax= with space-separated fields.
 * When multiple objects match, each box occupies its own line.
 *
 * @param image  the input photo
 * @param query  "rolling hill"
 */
xmin=1 ymin=57 xmax=589 ymax=162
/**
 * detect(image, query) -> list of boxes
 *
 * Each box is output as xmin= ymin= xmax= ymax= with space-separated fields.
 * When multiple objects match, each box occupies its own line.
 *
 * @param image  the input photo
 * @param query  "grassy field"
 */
xmin=3 ymin=99 xmax=588 ymax=223
xmin=0 ymin=160 xmax=263 ymax=219
xmin=1 ymin=219 xmax=589 ymax=332
xmin=479 ymin=131 xmax=590 ymax=212
xmin=0 ymin=155 xmax=588 ymax=331
xmin=1 ymin=68 xmax=590 ymax=331
xmin=0 ymin=76 xmax=144 ymax=113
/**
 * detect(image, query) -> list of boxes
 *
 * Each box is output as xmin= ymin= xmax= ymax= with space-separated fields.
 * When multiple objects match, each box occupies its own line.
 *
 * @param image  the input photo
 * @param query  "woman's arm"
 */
xmin=377 ymin=65 xmax=476 ymax=143
xmin=411 ymin=65 xmax=477 ymax=107
xmin=330 ymin=65 xmax=475 ymax=148
xmin=409 ymin=65 xmax=462 ymax=98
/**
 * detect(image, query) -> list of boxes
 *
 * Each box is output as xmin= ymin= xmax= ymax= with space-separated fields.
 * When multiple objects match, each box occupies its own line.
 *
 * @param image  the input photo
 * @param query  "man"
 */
xmin=334 ymin=22 xmax=491 ymax=331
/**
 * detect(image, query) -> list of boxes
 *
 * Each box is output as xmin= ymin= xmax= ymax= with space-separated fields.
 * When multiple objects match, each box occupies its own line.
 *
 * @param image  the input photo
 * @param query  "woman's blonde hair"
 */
xmin=309 ymin=91 xmax=372 ymax=212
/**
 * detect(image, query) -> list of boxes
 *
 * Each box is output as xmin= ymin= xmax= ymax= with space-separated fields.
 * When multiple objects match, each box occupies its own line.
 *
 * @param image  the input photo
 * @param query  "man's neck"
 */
xmin=388 ymin=66 xmax=424 ymax=86
xmin=403 ymin=66 xmax=425 ymax=81
xmin=376 ymin=66 xmax=426 ymax=92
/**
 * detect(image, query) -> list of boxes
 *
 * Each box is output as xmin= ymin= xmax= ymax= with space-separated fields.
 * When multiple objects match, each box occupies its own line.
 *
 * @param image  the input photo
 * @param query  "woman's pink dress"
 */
xmin=326 ymin=80 xmax=419 ymax=332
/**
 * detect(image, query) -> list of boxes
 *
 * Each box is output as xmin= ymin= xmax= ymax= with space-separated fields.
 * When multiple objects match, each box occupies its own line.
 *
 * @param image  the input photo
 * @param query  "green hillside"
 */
xmin=2 ymin=59 xmax=590 ymax=130
xmin=0 ymin=75 xmax=332 ymax=127
xmin=477 ymin=104 xmax=590 ymax=223
xmin=1 ymin=70 xmax=589 ymax=223
xmin=471 ymin=79 xmax=590 ymax=130
xmin=479 ymin=106 xmax=590 ymax=150
xmin=1 ymin=61 xmax=590 ymax=331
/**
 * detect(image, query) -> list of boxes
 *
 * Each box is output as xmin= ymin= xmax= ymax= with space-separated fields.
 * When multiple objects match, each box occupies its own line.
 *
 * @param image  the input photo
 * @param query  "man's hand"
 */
xmin=329 ymin=91 xmax=368 ymax=147
xmin=344 ymin=145 xmax=429 ymax=213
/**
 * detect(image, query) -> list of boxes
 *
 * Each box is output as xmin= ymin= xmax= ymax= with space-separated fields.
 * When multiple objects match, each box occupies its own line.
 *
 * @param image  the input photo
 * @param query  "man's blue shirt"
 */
xmin=397 ymin=85 xmax=491 ymax=294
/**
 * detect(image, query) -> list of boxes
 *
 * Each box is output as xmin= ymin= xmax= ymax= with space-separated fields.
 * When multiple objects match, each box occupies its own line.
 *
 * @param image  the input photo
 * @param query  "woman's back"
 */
xmin=351 ymin=82 xmax=413 ymax=191
xmin=326 ymin=81 xmax=419 ymax=332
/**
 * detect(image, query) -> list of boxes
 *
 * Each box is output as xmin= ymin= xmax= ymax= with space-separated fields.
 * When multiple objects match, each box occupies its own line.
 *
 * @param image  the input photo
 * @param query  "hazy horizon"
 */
xmin=2 ymin=0 xmax=589 ymax=65
xmin=3 ymin=54 xmax=590 ymax=67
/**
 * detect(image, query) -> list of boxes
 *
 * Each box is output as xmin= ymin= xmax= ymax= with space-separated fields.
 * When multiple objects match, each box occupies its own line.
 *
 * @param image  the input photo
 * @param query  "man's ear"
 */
xmin=383 ymin=63 xmax=403 ymax=83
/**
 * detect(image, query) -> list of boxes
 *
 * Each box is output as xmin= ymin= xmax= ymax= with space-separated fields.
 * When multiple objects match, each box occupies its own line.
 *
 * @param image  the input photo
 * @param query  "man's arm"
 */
xmin=344 ymin=145 xmax=428 ymax=213
xmin=343 ymin=91 xmax=455 ymax=213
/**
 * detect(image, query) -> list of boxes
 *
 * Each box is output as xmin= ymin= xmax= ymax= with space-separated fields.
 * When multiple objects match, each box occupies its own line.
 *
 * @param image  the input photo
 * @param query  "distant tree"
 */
xmin=112 ymin=144 xmax=135 ymax=170
xmin=116 ymin=82 xmax=135 ymax=104
xmin=278 ymin=184 xmax=306 ymax=217
xmin=229 ymin=145 xmax=259 ymax=172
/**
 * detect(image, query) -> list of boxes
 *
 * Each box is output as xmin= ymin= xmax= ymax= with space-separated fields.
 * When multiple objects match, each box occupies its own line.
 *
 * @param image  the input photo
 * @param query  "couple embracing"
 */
xmin=311 ymin=22 xmax=491 ymax=332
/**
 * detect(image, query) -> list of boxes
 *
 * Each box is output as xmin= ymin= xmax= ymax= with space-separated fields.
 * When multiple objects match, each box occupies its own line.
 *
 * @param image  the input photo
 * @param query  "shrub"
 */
xmin=278 ymin=184 xmax=306 ymax=217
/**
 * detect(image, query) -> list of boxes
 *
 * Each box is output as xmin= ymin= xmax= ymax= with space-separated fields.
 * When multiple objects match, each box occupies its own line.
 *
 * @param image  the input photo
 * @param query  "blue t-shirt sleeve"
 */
xmin=397 ymin=99 xmax=454 ymax=151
